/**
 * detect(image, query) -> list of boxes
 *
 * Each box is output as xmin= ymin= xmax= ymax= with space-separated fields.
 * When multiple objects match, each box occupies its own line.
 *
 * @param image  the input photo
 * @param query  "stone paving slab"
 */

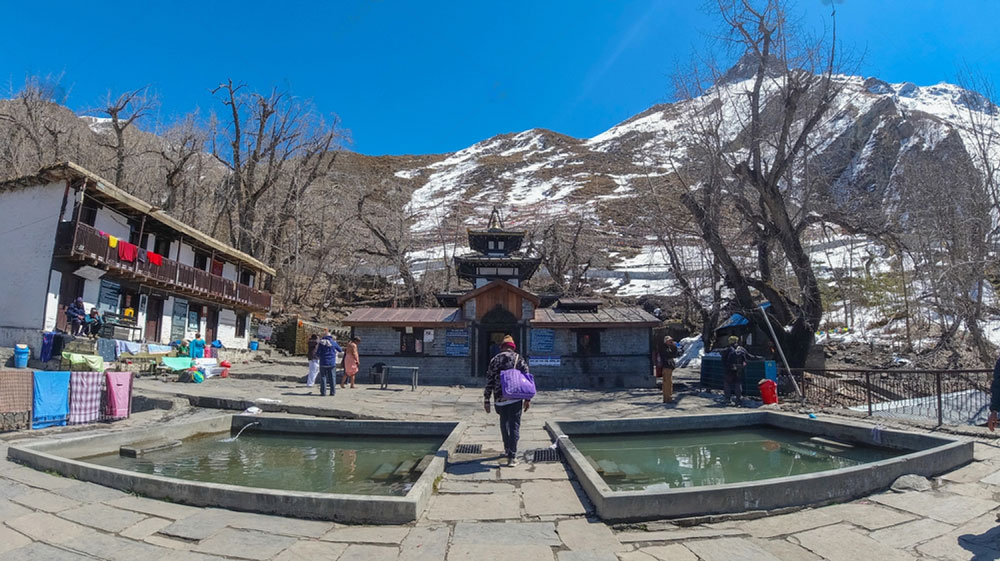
xmin=399 ymin=525 xmax=451 ymax=561
xmin=2 ymin=466 xmax=78 ymax=490
xmin=684 ymin=537 xmax=781 ymax=561
xmin=64 ymin=530 xmax=168 ymax=561
xmin=105 ymin=495 xmax=201 ymax=520
xmin=730 ymin=509 xmax=841 ymax=538
xmin=974 ymin=442 xmax=1000 ymax=462
xmin=978 ymin=469 xmax=1000 ymax=486
xmin=816 ymin=501 xmax=917 ymax=530
xmin=438 ymin=480 xmax=516 ymax=494
xmin=273 ymin=540 xmax=349 ymax=561
xmin=446 ymin=544 xmax=555 ymax=561
xmin=339 ymin=544 xmax=401 ymax=561
xmin=793 ymin=523 xmax=917 ymax=561
xmin=556 ymin=551 xmax=619 ymax=561
xmin=452 ymin=522 xmax=560 ymax=546
xmin=868 ymin=517 xmax=955 ymax=549
xmin=321 ymin=526 xmax=411 ymax=544
xmin=0 ymin=478 xmax=32 ymax=499
xmin=556 ymin=518 xmax=625 ymax=552
xmin=193 ymin=528 xmax=298 ymax=560
xmin=53 ymin=481 xmax=129 ymax=503
xmin=915 ymin=511 xmax=1000 ymax=560
xmin=748 ymin=538 xmax=821 ymax=561
xmin=618 ymin=527 xmax=746 ymax=543
xmin=632 ymin=544 xmax=699 ymax=561
xmin=228 ymin=512 xmax=334 ymax=538
xmin=120 ymin=516 xmax=173 ymax=540
xmin=522 ymin=481 xmax=587 ymax=516
xmin=498 ymin=462 xmax=571 ymax=481
xmin=11 ymin=489 xmax=82 ymax=513
xmin=872 ymin=490 xmax=999 ymax=525
xmin=0 ymin=496 xmax=33 ymax=520
xmin=5 ymin=511 xmax=88 ymax=544
xmin=0 ymin=525 xmax=32 ymax=555
xmin=57 ymin=502 xmax=147 ymax=533
xmin=0 ymin=542 xmax=93 ymax=561
xmin=940 ymin=460 xmax=999 ymax=483
xmin=445 ymin=462 xmax=499 ymax=481
xmin=426 ymin=490 xmax=522 ymax=521
xmin=159 ymin=509 xmax=233 ymax=541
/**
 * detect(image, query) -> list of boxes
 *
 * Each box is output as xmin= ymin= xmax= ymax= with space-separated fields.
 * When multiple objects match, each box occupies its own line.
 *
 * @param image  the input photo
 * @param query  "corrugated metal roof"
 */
xmin=342 ymin=307 xmax=466 ymax=326
xmin=531 ymin=306 xmax=660 ymax=327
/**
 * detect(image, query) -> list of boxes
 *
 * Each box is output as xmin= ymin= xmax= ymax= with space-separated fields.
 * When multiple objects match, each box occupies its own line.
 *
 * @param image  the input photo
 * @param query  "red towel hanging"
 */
xmin=118 ymin=241 xmax=138 ymax=262
xmin=148 ymin=252 xmax=163 ymax=266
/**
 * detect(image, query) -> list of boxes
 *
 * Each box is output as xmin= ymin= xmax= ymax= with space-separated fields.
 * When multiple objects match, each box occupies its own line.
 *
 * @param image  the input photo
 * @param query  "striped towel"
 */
xmin=69 ymin=371 xmax=103 ymax=425
xmin=105 ymin=372 xmax=132 ymax=419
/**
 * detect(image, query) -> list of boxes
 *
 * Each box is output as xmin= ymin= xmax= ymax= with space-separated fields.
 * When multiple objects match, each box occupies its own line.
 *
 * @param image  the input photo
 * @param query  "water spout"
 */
xmin=221 ymin=421 xmax=260 ymax=443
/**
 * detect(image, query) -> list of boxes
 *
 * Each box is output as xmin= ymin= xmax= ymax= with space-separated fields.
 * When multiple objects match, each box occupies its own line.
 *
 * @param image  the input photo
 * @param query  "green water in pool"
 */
xmin=83 ymin=431 xmax=443 ymax=496
xmin=569 ymin=426 xmax=904 ymax=491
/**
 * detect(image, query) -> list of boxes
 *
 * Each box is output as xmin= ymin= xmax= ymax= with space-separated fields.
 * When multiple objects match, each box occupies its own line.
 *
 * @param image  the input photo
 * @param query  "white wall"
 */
xmin=217 ymin=308 xmax=247 ymax=348
xmin=222 ymin=262 xmax=238 ymax=281
xmin=161 ymin=296 xmax=174 ymax=343
xmin=146 ymin=233 xmax=156 ymax=251
xmin=93 ymin=207 xmax=130 ymax=240
xmin=44 ymin=270 xmax=61 ymax=331
xmin=0 ymin=181 xmax=65 ymax=333
xmin=178 ymin=242 xmax=196 ymax=267
xmin=82 ymin=278 xmax=101 ymax=314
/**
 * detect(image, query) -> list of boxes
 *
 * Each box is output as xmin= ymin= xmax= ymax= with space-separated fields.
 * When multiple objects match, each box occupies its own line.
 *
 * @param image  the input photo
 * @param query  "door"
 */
xmin=205 ymin=307 xmax=219 ymax=343
xmin=170 ymin=299 xmax=188 ymax=342
xmin=56 ymin=274 xmax=85 ymax=332
xmin=145 ymin=297 xmax=164 ymax=342
xmin=477 ymin=307 xmax=519 ymax=376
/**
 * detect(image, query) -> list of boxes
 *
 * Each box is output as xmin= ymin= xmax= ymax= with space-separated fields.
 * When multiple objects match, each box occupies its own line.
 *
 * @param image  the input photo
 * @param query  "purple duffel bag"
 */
xmin=500 ymin=368 xmax=536 ymax=400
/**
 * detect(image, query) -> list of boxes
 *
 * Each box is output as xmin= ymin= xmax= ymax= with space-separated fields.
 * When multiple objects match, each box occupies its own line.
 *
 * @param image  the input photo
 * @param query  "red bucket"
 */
xmin=759 ymin=379 xmax=778 ymax=404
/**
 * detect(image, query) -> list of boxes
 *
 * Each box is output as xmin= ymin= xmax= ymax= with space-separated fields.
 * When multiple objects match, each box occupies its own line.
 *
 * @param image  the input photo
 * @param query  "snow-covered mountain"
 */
xmin=371 ymin=73 xmax=998 ymax=296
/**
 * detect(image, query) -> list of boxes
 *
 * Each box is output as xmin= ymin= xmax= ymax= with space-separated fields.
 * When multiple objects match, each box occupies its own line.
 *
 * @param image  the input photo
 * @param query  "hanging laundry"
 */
xmin=105 ymin=372 xmax=133 ymax=419
xmin=138 ymin=249 xmax=148 ymax=263
xmin=68 ymin=371 xmax=103 ymax=425
xmin=148 ymin=252 xmax=163 ymax=266
xmin=108 ymin=235 xmax=119 ymax=248
xmin=0 ymin=369 xmax=33 ymax=431
xmin=118 ymin=241 xmax=138 ymax=262
xmin=32 ymin=371 xmax=70 ymax=429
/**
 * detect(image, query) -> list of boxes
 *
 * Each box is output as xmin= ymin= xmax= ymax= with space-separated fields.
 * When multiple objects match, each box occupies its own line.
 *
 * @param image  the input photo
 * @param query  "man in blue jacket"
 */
xmin=317 ymin=329 xmax=344 ymax=396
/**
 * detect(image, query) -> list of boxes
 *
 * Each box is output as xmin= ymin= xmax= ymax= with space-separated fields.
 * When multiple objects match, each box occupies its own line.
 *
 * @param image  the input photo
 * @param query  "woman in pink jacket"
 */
xmin=342 ymin=336 xmax=361 ymax=388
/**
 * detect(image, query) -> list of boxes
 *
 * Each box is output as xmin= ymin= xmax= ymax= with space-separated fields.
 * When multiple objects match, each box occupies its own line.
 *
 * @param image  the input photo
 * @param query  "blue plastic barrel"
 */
xmin=248 ymin=341 xmax=259 ymax=351
xmin=13 ymin=344 xmax=29 ymax=368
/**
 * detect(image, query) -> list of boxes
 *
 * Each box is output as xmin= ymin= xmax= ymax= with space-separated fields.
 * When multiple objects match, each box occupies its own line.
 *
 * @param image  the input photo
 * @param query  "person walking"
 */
xmin=659 ymin=336 xmax=680 ymax=403
xmin=65 ymin=297 xmax=86 ymax=336
xmin=483 ymin=335 xmax=531 ymax=467
xmin=189 ymin=333 xmax=206 ymax=359
xmin=317 ymin=329 xmax=343 ymax=396
xmin=306 ymin=334 xmax=320 ymax=388
xmin=720 ymin=335 xmax=757 ymax=407
xmin=342 ymin=336 xmax=361 ymax=388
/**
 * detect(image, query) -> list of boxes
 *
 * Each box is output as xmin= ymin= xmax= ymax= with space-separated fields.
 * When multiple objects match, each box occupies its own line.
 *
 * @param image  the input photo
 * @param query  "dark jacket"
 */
xmin=721 ymin=344 xmax=758 ymax=381
xmin=307 ymin=338 xmax=319 ymax=361
xmin=318 ymin=335 xmax=343 ymax=367
xmin=660 ymin=342 xmax=680 ymax=369
xmin=66 ymin=303 xmax=86 ymax=321
xmin=484 ymin=348 xmax=530 ymax=404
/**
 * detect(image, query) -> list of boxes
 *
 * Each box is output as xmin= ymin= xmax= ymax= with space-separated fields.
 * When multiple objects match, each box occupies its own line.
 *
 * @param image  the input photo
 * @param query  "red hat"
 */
xmin=501 ymin=335 xmax=516 ymax=349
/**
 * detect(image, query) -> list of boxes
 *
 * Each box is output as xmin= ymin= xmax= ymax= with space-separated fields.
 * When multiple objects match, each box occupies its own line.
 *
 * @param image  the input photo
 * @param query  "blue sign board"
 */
xmin=531 ymin=328 xmax=555 ymax=353
xmin=445 ymin=328 xmax=470 ymax=356
xmin=530 ymin=356 xmax=561 ymax=367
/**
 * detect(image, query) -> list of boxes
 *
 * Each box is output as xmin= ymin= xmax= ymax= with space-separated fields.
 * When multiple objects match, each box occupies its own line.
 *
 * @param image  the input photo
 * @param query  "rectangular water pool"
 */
xmin=548 ymin=412 xmax=972 ymax=521
xmin=7 ymin=415 xmax=465 ymax=523
xmin=571 ymin=427 xmax=904 ymax=492
xmin=83 ymin=432 xmax=444 ymax=496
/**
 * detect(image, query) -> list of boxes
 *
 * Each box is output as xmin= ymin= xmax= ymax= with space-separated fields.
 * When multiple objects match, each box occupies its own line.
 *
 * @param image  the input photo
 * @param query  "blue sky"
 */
xmin=3 ymin=1 xmax=999 ymax=156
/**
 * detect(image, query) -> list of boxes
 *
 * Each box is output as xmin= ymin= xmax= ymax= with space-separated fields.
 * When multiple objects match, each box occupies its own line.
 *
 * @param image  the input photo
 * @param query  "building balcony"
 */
xmin=54 ymin=221 xmax=272 ymax=312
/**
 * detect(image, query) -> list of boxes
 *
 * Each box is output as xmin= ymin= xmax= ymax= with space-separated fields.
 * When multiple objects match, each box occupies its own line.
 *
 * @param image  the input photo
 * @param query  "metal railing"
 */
xmin=55 ymin=221 xmax=272 ymax=312
xmin=788 ymin=368 xmax=993 ymax=426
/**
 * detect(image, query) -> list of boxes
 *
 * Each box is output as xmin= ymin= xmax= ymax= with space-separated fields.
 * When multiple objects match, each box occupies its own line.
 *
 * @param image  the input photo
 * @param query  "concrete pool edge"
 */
xmin=6 ymin=414 xmax=465 ymax=524
xmin=546 ymin=411 xmax=973 ymax=522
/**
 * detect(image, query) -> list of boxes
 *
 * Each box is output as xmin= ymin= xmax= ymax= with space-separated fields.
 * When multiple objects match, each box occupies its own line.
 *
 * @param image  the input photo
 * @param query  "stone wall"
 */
xmin=354 ymin=326 xmax=474 ymax=385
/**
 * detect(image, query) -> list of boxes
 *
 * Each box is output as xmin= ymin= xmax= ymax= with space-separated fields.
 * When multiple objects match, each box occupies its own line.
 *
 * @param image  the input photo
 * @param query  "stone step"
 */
xmin=393 ymin=459 xmax=417 ymax=476
xmin=120 ymin=440 xmax=182 ymax=458
xmin=371 ymin=463 xmax=397 ymax=480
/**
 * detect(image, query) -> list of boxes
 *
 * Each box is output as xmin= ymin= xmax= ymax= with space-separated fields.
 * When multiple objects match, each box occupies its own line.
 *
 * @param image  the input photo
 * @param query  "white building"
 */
xmin=0 ymin=162 xmax=275 ymax=356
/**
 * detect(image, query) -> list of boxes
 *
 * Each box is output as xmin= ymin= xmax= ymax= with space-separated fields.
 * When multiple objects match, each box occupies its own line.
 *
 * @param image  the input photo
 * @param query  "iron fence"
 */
xmin=786 ymin=368 xmax=994 ymax=427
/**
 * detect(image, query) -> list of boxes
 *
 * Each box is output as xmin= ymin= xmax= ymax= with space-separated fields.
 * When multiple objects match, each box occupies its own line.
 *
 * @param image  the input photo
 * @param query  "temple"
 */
xmin=343 ymin=208 xmax=659 ymax=388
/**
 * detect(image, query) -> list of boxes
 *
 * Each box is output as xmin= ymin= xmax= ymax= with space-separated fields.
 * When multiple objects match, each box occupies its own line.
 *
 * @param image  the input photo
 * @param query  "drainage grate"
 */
xmin=455 ymin=444 xmax=483 ymax=454
xmin=528 ymin=448 xmax=561 ymax=463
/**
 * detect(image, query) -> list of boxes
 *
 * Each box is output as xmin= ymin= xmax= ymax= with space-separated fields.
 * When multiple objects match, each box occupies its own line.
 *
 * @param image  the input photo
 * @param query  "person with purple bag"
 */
xmin=483 ymin=334 xmax=534 ymax=467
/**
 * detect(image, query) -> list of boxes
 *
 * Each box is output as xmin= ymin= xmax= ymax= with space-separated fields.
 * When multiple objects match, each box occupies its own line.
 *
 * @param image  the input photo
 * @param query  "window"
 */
xmin=497 ymin=240 xmax=505 ymax=250
xmin=236 ymin=314 xmax=247 ymax=337
xmin=153 ymin=236 xmax=172 ymax=257
xmin=400 ymin=328 xmax=426 ymax=355
xmin=488 ymin=241 xmax=495 ymax=250
xmin=477 ymin=267 xmax=497 ymax=276
xmin=193 ymin=252 xmax=209 ymax=271
xmin=79 ymin=199 xmax=99 ymax=226
xmin=239 ymin=270 xmax=254 ymax=286
xmin=575 ymin=330 xmax=602 ymax=355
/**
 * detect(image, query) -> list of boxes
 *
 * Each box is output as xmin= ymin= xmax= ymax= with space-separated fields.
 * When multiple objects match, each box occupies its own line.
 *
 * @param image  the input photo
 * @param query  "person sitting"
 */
xmin=65 ymin=297 xmax=86 ymax=336
xmin=176 ymin=340 xmax=190 ymax=356
xmin=84 ymin=308 xmax=104 ymax=338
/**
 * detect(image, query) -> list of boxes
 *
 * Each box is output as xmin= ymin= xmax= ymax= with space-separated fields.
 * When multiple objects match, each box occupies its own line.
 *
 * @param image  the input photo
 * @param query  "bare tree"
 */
xmin=94 ymin=86 xmax=157 ymax=190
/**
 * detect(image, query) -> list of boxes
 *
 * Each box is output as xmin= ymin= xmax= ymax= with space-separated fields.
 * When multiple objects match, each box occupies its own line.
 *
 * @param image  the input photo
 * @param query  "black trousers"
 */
xmin=496 ymin=401 xmax=522 ymax=459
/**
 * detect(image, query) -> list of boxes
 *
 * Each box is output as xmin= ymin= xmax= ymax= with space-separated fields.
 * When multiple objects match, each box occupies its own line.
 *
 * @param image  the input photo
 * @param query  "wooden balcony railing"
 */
xmin=55 ymin=221 xmax=272 ymax=312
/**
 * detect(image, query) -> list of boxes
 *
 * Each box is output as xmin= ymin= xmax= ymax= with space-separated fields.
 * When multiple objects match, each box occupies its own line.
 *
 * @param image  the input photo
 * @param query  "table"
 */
xmin=379 ymin=366 xmax=419 ymax=391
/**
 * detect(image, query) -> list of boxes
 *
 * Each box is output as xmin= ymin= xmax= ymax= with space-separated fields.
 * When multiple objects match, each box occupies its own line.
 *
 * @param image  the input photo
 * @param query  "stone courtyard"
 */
xmin=3 ymin=364 xmax=1000 ymax=560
